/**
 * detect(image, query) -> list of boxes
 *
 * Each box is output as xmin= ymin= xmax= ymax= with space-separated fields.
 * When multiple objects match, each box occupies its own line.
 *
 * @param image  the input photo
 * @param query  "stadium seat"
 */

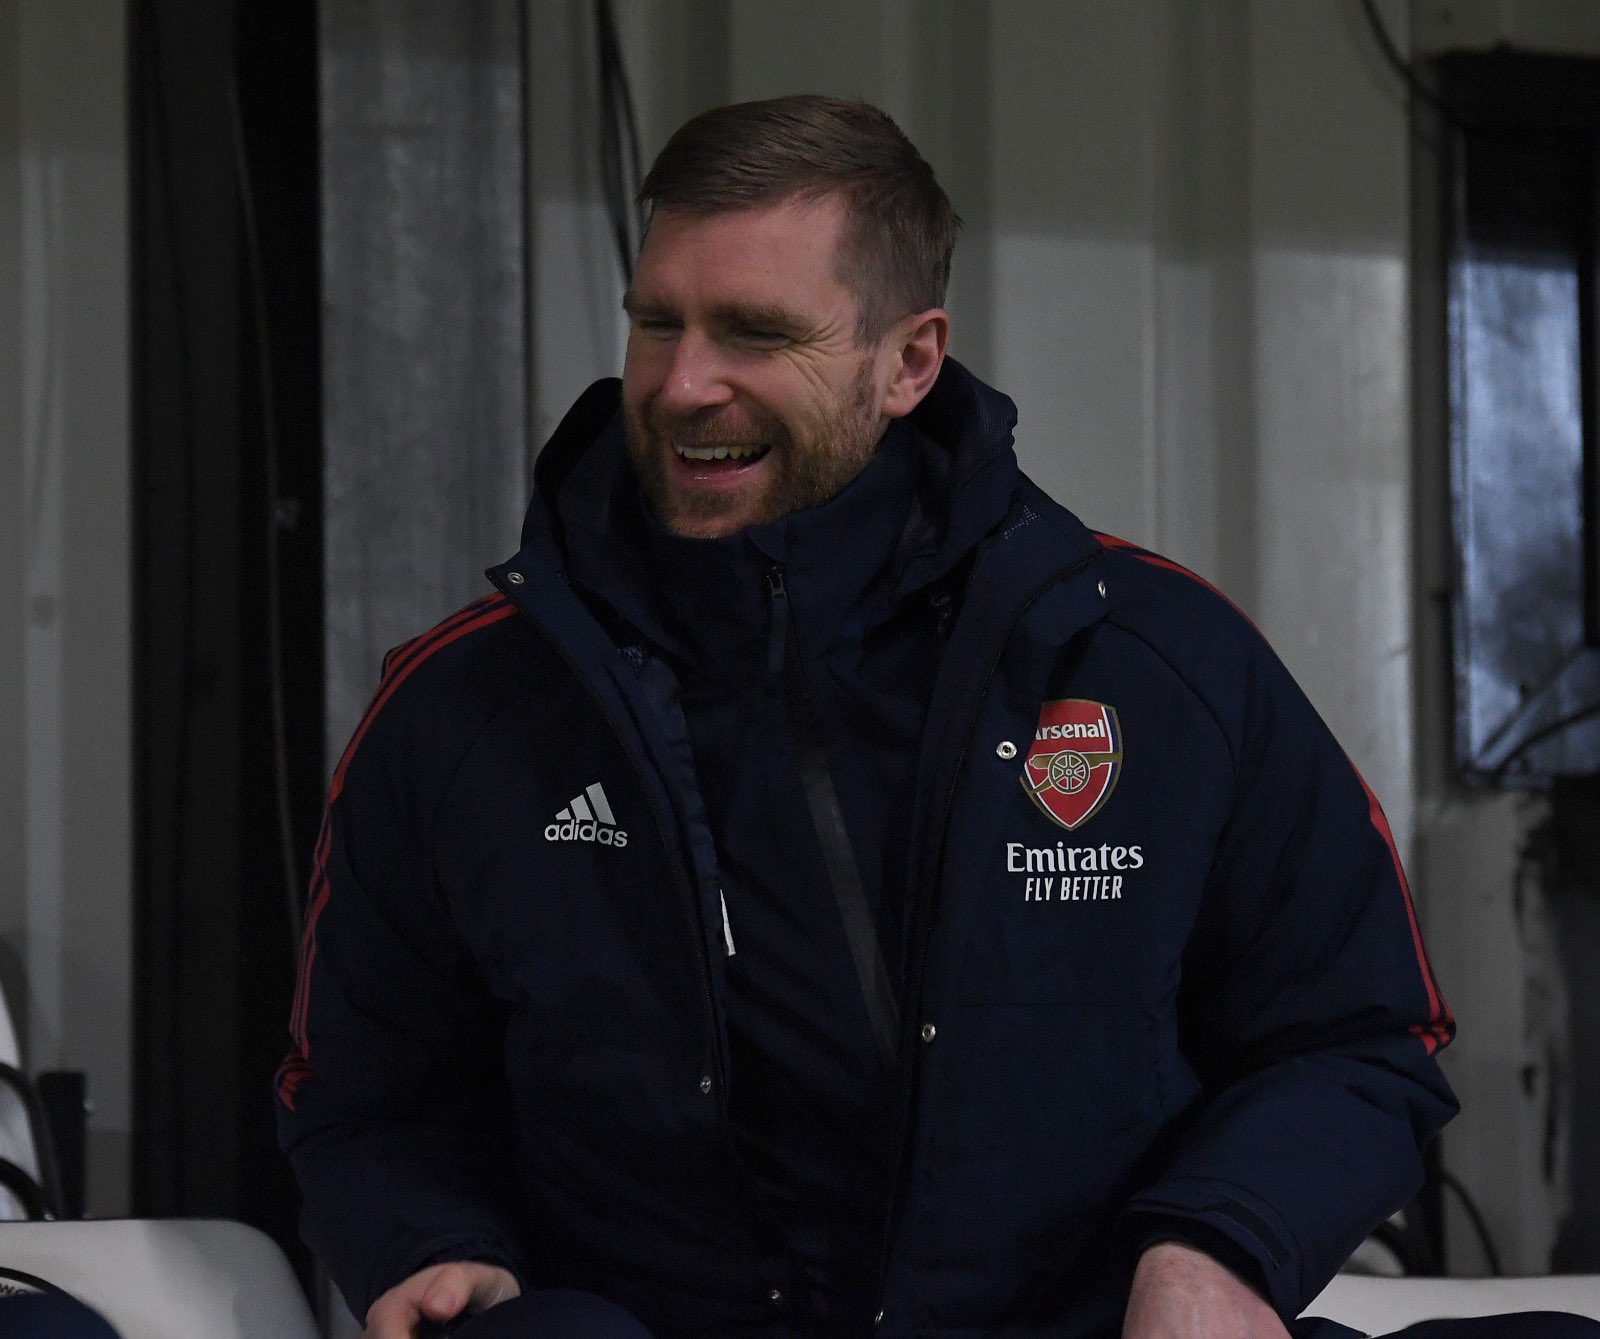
xmin=1306 ymin=1273 xmax=1600 ymax=1332
xmin=0 ymin=1218 xmax=316 ymax=1339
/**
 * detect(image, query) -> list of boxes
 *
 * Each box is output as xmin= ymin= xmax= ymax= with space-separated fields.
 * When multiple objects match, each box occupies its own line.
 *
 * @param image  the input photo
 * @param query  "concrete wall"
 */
xmin=0 ymin=0 xmax=131 ymax=1214
xmin=321 ymin=0 xmax=531 ymax=750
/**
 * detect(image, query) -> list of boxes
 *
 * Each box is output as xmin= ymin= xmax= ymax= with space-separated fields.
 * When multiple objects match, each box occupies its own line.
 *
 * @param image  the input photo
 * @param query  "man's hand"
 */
xmin=1122 ymin=1240 xmax=1290 ymax=1339
xmin=364 ymin=1261 xmax=521 ymax=1339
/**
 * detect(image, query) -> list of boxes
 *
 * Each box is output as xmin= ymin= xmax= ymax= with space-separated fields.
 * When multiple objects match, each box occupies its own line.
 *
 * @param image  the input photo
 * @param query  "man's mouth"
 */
xmin=671 ymin=441 xmax=772 ymax=472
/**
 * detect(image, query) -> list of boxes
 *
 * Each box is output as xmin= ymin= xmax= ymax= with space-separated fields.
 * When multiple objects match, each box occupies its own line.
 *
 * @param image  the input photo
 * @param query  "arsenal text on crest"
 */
xmin=1019 ymin=699 xmax=1123 ymax=832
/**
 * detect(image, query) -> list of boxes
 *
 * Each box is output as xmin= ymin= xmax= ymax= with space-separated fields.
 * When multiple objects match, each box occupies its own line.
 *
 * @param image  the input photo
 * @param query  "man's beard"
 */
xmin=624 ymin=359 xmax=881 ymax=536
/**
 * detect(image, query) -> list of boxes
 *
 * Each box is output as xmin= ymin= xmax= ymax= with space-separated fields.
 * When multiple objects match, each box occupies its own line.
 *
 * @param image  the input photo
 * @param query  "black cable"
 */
xmin=1489 ymin=697 xmax=1600 ymax=782
xmin=1369 ymin=1220 xmax=1433 ymax=1276
xmin=1475 ymin=646 xmax=1585 ymax=763
xmin=226 ymin=62 xmax=305 ymax=948
xmin=517 ymin=0 xmax=536 ymax=488
xmin=594 ymin=0 xmax=645 ymax=284
xmin=0 ymin=1266 xmax=67 ymax=1296
xmin=0 ymin=1063 xmax=64 ymax=1219
xmin=138 ymin=0 xmax=199 ymax=1213
xmin=595 ymin=1 xmax=634 ymax=274
xmin=0 ymin=1160 xmax=49 ymax=1222
xmin=1358 ymin=0 xmax=1467 ymax=132
xmin=1440 ymin=1168 xmax=1504 ymax=1276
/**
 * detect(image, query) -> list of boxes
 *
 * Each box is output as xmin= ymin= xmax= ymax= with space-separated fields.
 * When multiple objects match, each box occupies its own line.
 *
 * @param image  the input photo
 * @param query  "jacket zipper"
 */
xmin=767 ymin=562 xmax=902 ymax=1073
xmin=872 ymin=547 xmax=1102 ymax=1315
xmin=765 ymin=564 xmax=788 ymax=675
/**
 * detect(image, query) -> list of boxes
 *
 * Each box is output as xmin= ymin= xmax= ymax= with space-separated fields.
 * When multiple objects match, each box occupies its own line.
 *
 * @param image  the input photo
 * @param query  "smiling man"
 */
xmin=618 ymin=194 xmax=934 ymax=539
xmin=277 ymin=96 xmax=1595 ymax=1339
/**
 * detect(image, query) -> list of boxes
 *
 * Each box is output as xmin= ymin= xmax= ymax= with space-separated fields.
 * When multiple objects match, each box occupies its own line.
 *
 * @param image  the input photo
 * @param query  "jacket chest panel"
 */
xmin=929 ymin=636 xmax=1231 ymax=1012
xmin=432 ymin=695 xmax=705 ymax=1046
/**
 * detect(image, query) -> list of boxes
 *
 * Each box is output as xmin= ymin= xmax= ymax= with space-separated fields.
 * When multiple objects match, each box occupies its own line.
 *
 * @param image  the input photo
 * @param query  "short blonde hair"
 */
xmin=639 ymin=94 xmax=961 ymax=341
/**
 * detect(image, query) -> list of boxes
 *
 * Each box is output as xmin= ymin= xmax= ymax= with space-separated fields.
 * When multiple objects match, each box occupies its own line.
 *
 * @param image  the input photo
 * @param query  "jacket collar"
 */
xmin=551 ymin=416 xmax=927 ymax=671
xmin=502 ymin=357 xmax=1032 ymax=666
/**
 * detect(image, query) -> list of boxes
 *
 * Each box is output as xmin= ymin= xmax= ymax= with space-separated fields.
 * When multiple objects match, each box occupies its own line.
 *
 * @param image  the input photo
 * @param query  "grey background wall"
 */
xmin=321 ymin=0 xmax=532 ymax=754
xmin=0 ymin=0 xmax=131 ymax=1216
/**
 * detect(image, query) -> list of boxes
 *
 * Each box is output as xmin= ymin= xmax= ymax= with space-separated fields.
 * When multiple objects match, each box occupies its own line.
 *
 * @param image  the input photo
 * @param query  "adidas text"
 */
xmin=546 ymin=782 xmax=628 ymax=847
xmin=544 ymin=818 xmax=628 ymax=847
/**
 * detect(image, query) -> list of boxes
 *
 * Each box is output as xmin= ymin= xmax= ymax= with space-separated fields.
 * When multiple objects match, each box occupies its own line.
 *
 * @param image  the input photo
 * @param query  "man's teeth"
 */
xmin=674 ymin=443 xmax=768 ymax=462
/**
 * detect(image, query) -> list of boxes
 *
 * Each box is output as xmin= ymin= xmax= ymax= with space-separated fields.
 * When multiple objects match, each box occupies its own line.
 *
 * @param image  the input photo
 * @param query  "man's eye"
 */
xmin=738 ymin=329 xmax=789 ymax=347
xmin=636 ymin=319 xmax=680 ymax=337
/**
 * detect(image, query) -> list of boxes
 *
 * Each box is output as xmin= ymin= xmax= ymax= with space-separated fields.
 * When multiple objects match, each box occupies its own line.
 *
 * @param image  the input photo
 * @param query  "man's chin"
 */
xmin=658 ymin=497 xmax=768 ymax=539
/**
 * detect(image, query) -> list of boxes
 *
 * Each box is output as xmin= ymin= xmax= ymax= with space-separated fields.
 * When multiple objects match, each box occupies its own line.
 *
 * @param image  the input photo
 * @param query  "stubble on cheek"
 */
xmin=621 ymin=357 xmax=883 ymax=535
xmin=776 ymin=359 xmax=880 ymax=514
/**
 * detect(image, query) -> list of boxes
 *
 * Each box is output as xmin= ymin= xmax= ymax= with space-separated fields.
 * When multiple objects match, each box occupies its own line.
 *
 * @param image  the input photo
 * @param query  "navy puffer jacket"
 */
xmin=277 ymin=360 xmax=1456 ymax=1337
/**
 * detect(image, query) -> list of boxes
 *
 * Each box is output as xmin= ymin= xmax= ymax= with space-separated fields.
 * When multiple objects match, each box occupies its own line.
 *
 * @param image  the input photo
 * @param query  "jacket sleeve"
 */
xmin=1119 ymin=629 xmax=1457 ymax=1318
xmin=275 ymin=675 xmax=530 ymax=1320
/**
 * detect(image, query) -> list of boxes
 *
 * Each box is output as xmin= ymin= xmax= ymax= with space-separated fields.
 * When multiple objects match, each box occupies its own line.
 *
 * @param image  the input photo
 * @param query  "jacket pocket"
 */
xmin=900 ymin=1002 xmax=1167 ymax=1330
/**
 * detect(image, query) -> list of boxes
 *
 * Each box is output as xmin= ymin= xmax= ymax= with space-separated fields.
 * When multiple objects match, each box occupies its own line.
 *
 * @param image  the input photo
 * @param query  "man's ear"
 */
xmin=881 ymin=308 xmax=950 ymax=419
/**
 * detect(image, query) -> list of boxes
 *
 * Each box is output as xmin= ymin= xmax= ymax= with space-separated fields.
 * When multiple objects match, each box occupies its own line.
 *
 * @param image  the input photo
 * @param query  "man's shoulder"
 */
xmin=1005 ymin=478 xmax=1260 ymax=650
xmin=1070 ymin=525 xmax=1282 ymax=727
xmin=332 ymin=590 xmax=560 ymax=784
xmin=1090 ymin=532 xmax=1260 ymax=645
xmin=365 ymin=592 xmax=532 ymax=713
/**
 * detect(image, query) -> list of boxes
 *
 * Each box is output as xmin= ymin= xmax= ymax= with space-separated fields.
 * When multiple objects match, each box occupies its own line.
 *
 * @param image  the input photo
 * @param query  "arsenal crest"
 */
xmin=1020 ymin=699 xmax=1123 ymax=831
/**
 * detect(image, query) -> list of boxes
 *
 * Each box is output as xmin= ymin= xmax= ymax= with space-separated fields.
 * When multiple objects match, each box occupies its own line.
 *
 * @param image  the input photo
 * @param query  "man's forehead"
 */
xmin=632 ymin=198 xmax=852 ymax=299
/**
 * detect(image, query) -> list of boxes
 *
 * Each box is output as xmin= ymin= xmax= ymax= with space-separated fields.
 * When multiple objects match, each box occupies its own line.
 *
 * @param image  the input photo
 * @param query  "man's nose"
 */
xmin=654 ymin=330 xmax=735 ymax=418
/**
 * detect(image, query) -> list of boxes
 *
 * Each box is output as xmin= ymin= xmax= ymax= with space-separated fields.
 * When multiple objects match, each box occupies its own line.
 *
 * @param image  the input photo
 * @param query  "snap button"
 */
xmin=995 ymin=740 xmax=1017 ymax=760
xmin=506 ymin=571 xmax=525 ymax=585
xmin=920 ymin=1022 xmax=937 ymax=1042
xmin=699 ymin=1075 xmax=713 ymax=1094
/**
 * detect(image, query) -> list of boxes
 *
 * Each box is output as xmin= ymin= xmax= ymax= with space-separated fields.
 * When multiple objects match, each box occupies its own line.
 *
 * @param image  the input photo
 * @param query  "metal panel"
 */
xmin=9 ymin=0 xmax=131 ymax=1217
xmin=0 ymin=0 xmax=25 ymax=1040
xmin=321 ymin=0 xmax=530 ymax=750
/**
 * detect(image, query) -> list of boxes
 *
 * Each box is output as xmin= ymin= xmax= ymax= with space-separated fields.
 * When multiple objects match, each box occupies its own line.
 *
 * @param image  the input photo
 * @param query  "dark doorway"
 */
xmin=130 ymin=0 xmax=323 ymax=1286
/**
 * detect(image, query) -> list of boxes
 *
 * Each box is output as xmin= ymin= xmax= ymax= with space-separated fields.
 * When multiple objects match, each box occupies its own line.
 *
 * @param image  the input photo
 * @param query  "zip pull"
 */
xmin=765 ymin=564 xmax=788 ymax=677
xmin=719 ymin=889 xmax=736 ymax=957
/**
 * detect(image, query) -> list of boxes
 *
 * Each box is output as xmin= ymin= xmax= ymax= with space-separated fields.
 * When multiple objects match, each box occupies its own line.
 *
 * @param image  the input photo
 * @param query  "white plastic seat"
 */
xmin=0 ymin=979 xmax=43 ymax=1221
xmin=1305 ymin=1273 xmax=1600 ymax=1332
xmin=0 ymin=1218 xmax=317 ymax=1339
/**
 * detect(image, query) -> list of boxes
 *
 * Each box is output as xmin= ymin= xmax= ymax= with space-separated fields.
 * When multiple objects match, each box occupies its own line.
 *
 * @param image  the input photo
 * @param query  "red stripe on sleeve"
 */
xmin=1349 ymin=762 xmax=1455 ymax=1055
xmin=1098 ymin=533 xmax=1454 ymax=1056
xmin=276 ymin=1055 xmax=313 ymax=1110
xmin=286 ymin=595 xmax=517 ymax=1064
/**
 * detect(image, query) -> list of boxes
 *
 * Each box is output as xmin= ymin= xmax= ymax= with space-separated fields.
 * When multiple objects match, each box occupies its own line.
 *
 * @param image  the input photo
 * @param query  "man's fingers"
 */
xmin=419 ymin=1263 xmax=519 ymax=1322
xmin=363 ymin=1262 xmax=519 ymax=1339
xmin=418 ymin=1275 xmax=469 ymax=1321
xmin=362 ymin=1292 xmax=419 ymax=1339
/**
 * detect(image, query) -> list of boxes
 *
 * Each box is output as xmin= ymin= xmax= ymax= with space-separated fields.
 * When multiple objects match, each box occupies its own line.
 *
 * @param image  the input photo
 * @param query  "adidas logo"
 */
xmin=544 ymin=782 xmax=629 ymax=847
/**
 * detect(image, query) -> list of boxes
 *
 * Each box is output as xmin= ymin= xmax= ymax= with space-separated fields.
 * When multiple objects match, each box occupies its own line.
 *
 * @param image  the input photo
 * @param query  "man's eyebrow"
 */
xmin=704 ymin=302 xmax=809 ymax=333
xmin=621 ymin=291 xmax=667 ymax=318
xmin=621 ymin=292 xmax=811 ymax=335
